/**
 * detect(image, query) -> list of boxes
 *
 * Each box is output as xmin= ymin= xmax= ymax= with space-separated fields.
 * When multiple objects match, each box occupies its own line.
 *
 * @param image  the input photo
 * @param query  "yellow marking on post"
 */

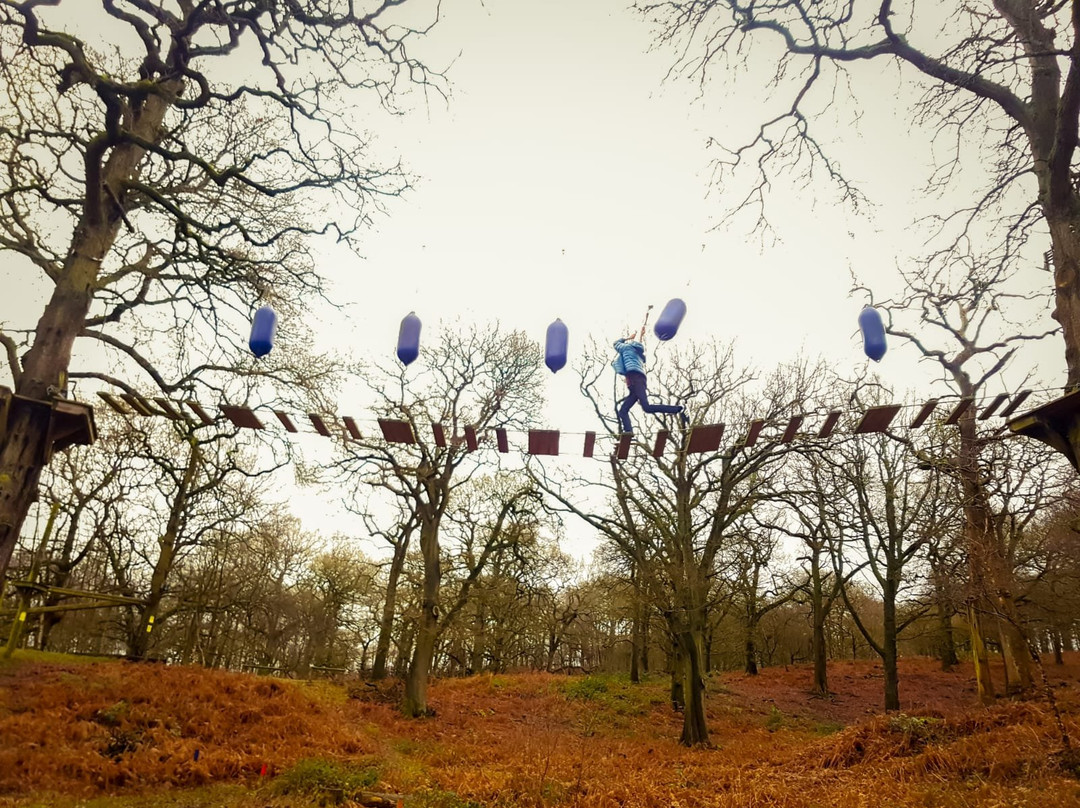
xmin=18 ymin=612 xmax=26 ymax=622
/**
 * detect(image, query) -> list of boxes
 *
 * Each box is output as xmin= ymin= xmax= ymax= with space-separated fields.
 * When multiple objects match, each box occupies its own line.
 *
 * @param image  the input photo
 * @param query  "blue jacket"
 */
xmin=613 ymin=339 xmax=646 ymax=375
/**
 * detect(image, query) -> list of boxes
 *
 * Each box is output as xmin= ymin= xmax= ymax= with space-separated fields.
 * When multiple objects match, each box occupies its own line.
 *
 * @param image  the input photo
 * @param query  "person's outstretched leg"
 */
xmin=633 ymin=373 xmax=684 ymax=418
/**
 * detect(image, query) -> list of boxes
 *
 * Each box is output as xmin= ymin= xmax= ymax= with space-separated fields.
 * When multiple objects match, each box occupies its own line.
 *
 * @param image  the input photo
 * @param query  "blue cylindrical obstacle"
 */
xmin=858 ymin=306 xmax=887 ymax=362
xmin=248 ymin=305 xmax=277 ymax=358
xmin=545 ymin=318 xmax=569 ymax=373
xmin=654 ymin=298 xmax=687 ymax=341
xmin=397 ymin=311 xmax=422 ymax=366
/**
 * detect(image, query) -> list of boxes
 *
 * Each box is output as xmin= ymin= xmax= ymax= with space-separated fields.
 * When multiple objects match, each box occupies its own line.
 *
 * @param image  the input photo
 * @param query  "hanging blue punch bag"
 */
xmin=858 ymin=306 xmax=887 ymax=362
xmin=545 ymin=318 xmax=569 ymax=373
xmin=397 ymin=311 xmax=422 ymax=366
xmin=654 ymin=298 xmax=687 ymax=341
xmin=249 ymin=305 xmax=277 ymax=358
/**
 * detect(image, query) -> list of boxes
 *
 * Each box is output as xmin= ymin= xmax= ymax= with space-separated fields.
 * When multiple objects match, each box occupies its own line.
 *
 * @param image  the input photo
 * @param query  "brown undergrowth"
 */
xmin=3 ymin=652 xmax=1080 ymax=807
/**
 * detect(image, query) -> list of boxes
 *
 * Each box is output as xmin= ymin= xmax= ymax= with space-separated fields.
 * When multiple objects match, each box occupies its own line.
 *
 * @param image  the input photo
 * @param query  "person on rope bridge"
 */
xmin=612 ymin=329 xmax=686 ymax=436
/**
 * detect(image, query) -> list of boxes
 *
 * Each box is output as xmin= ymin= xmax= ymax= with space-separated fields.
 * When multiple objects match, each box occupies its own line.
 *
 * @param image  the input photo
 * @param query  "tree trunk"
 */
xmin=811 ymin=597 xmax=828 ymax=696
xmin=1047 ymin=214 xmax=1080 ymax=391
xmin=744 ymin=622 xmax=759 ymax=676
xmin=403 ymin=520 xmax=440 ymax=717
xmin=668 ymin=631 xmax=685 ymax=712
xmin=469 ymin=603 xmax=485 ymax=675
xmin=957 ymin=410 xmax=997 ymax=704
xmin=935 ymin=586 xmax=958 ymax=671
xmin=997 ymin=595 xmax=1035 ymax=693
xmin=807 ymin=551 xmax=830 ymax=695
xmin=0 ymin=79 xmax=182 ymax=582
xmin=0 ymin=405 xmax=55 ymax=576
xmin=129 ymin=539 xmax=175 ymax=660
xmin=372 ymin=534 xmax=409 ymax=680
xmin=640 ymin=613 xmax=650 ymax=674
xmin=882 ymin=580 xmax=900 ymax=712
xmin=130 ymin=438 xmax=199 ymax=660
xmin=675 ymin=623 xmax=709 ymax=746
xmin=969 ymin=604 xmax=995 ymax=705
xmin=179 ymin=610 xmax=200 ymax=665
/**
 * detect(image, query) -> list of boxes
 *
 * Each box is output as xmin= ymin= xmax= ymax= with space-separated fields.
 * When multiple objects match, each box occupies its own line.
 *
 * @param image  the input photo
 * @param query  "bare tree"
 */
xmin=826 ymin=430 xmax=951 ymax=711
xmin=642 ymin=2 xmax=1080 ymax=446
xmin=0 ymin=0 xmax=441 ymax=579
xmin=318 ymin=323 xmax=543 ymax=716
xmin=355 ymin=499 xmax=418 ymax=681
xmin=764 ymin=455 xmax=853 ymax=696
xmin=23 ymin=411 xmax=138 ymax=649
xmin=724 ymin=525 xmax=797 ymax=675
xmin=536 ymin=340 xmax=829 ymax=746
xmin=861 ymin=257 xmax=1055 ymax=699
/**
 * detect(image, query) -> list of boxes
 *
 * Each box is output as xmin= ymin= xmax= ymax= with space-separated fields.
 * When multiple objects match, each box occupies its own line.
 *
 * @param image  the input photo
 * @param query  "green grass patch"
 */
xmin=407 ymin=788 xmax=483 ymax=808
xmin=297 ymin=678 xmax=350 ymax=705
xmin=560 ymin=673 xmax=666 ymax=717
xmin=813 ymin=719 xmax=846 ymax=736
xmin=270 ymin=758 xmax=380 ymax=806
xmin=764 ymin=706 xmax=786 ymax=732
xmin=5 ymin=784 xmax=273 ymax=808
xmin=3 ymin=649 xmax=116 ymax=668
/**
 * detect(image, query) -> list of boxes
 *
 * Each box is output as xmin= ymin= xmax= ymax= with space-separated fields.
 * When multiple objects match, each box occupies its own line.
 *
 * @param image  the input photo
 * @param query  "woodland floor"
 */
xmin=2 ymin=651 xmax=1080 ymax=807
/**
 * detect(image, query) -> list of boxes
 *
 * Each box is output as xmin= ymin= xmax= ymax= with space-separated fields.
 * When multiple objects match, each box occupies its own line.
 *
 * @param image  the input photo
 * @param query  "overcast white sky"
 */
xmin=280 ymin=0 xmax=1067 ymax=553
xmin=311 ymin=0 xmax=1064 ymax=409
xmin=2 ymin=0 xmax=1070 ymax=558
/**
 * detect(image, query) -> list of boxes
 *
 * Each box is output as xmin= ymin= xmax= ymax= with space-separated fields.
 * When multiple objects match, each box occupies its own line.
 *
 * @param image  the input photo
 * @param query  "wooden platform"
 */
xmin=1008 ymin=389 xmax=1080 ymax=470
xmin=1 ymin=386 xmax=96 ymax=462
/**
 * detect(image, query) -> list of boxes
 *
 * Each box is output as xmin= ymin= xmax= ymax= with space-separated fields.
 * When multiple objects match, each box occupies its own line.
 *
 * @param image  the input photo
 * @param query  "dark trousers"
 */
xmin=617 ymin=371 xmax=682 ymax=433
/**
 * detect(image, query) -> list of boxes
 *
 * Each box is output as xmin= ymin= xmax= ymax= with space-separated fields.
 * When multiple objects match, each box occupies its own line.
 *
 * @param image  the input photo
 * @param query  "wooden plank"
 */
xmin=686 ymin=424 xmax=724 ymax=454
xmin=465 ymin=425 xmax=478 ymax=452
xmin=854 ymin=404 xmax=902 ymax=434
xmin=343 ymin=416 xmax=362 ymax=440
xmin=744 ymin=419 xmax=765 ymax=447
xmin=184 ymin=400 xmax=215 ymax=425
xmin=496 ymin=427 xmax=509 ymax=453
xmin=817 ymin=411 xmax=842 ymax=438
xmin=943 ymin=398 xmax=975 ymax=425
xmin=979 ymin=393 xmax=1009 ymax=420
xmin=432 ymin=423 xmax=447 ymax=448
xmin=528 ymin=429 xmax=560 ymax=456
xmin=120 ymin=392 xmax=156 ymax=417
xmin=615 ymin=433 xmax=631 ymax=460
xmin=153 ymin=398 xmax=182 ymax=420
xmin=781 ymin=416 xmax=803 ymax=444
xmin=909 ymin=399 xmax=939 ymax=428
xmin=583 ymin=431 xmax=596 ymax=458
xmin=97 ymin=392 xmax=130 ymax=414
xmin=378 ymin=418 xmax=415 ymax=444
xmin=221 ymin=405 xmax=264 ymax=430
xmin=653 ymin=430 xmax=669 ymax=458
xmin=998 ymin=389 xmax=1032 ymax=418
xmin=274 ymin=411 xmax=298 ymax=433
xmin=309 ymin=413 xmax=332 ymax=437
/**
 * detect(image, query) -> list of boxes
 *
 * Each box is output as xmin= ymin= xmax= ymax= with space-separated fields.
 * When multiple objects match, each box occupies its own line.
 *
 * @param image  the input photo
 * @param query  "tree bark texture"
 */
xmin=130 ymin=438 xmax=199 ymax=660
xmin=372 ymin=535 xmax=409 ymax=680
xmin=403 ymin=520 xmax=440 ymax=717
xmin=0 ymin=79 xmax=181 ymax=581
